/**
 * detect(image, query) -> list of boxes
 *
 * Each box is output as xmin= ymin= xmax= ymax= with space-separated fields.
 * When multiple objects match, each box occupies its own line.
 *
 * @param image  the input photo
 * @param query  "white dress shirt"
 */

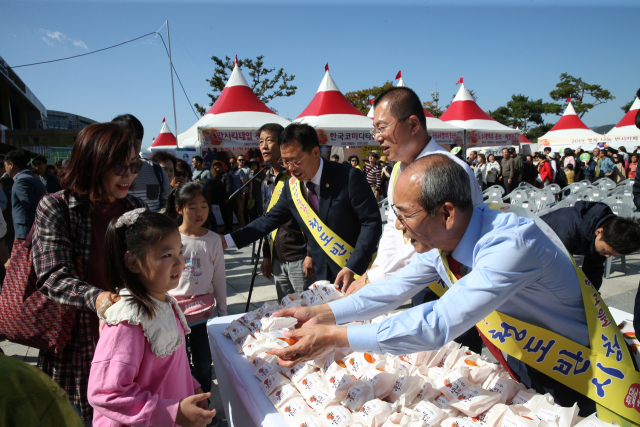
xmin=367 ymin=140 xmax=484 ymax=283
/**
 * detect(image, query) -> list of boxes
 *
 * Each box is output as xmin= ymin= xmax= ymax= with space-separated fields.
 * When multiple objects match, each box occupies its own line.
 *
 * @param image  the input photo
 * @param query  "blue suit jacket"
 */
xmin=12 ymin=170 xmax=47 ymax=239
xmin=232 ymin=160 xmax=382 ymax=282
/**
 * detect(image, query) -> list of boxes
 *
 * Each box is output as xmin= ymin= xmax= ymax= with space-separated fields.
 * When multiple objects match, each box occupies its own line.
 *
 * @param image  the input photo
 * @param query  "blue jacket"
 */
xmin=11 ymin=170 xmax=47 ymax=239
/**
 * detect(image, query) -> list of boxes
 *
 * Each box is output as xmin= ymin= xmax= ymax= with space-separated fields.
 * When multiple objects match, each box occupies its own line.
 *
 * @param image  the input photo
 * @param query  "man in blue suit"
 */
xmin=223 ymin=123 xmax=382 ymax=288
xmin=4 ymin=150 xmax=46 ymax=241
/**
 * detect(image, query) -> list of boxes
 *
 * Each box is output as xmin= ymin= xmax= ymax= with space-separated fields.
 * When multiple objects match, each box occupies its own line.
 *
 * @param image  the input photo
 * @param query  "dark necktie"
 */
xmin=306 ymin=181 xmax=320 ymax=214
xmin=445 ymin=254 xmax=521 ymax=382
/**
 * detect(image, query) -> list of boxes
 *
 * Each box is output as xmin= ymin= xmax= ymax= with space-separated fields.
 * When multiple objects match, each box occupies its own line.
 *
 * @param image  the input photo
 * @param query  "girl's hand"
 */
xmin=194 ymin=387 xmax=208 ymax=409
xmin=176 ymin=392 xmax=215 ymax=427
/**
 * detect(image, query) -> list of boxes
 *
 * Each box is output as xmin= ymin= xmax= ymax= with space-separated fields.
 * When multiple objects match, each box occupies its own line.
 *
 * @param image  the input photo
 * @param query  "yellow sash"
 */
xmin=289 ymin=177 xmax=360 ymax=275
xmin=427 ymin=203 xmax=639 ymax=425
xmin=265 ymin=173 xmax=287 ymax=260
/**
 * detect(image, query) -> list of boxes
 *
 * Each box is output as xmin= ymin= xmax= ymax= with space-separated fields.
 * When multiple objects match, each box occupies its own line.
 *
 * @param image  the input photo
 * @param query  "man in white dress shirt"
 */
xmin=344 ymin=87 xmax=483 ymax=352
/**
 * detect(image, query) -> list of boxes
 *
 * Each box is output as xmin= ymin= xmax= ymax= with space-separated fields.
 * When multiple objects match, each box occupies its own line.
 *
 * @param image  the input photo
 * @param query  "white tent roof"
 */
xmin=538 ymin=102 xmax=602 ymax=142
xmin=177 ymin=64 xmax=290 ymax=145
xmin=607 ymin=97 xmax=640 ymax=136
xmin=293 ymin=71 xmax=373 ymax=129
xmin=440 ymin=84 xmax=518 ymax=133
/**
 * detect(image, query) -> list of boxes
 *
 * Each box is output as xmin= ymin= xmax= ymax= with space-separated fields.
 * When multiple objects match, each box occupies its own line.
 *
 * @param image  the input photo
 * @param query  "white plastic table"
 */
xmin=207 ymin=314 xmax=285 ymax=427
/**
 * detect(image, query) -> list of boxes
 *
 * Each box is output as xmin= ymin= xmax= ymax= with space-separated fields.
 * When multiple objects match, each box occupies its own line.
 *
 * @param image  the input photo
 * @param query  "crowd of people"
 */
xmin=0 ymin=85 xmax=639 ymax=427
xmin=464 ymin=144 xmax=639 ymax=194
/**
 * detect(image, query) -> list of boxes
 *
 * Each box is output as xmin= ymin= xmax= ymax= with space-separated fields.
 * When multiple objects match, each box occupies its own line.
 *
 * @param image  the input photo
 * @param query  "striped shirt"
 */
xmin=362 ymin=162 xmax=382 ymax=190
xmin=128 ymin=160 xmax=172 ymax=212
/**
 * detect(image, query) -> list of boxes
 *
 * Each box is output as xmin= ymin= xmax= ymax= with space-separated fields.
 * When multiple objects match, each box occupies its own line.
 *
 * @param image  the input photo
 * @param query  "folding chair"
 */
xmin=610 ymin=186 xmax=633 ymax=197
xmin=617 ymin=178 xmax=635 ymax=187
xmin=593 ymin=178 xmax=616 ymax=191
xmin=602 ymin=195 xmax=636 ymax=211
xmin=507 ymin=189 xmax=529 ymax=204
xmin=561 ymin=183 xmax=584 ymax=199
xmin=378 ymin=198 xmax=389 ymax=222
xmin=604 ymin=203 xmax=634 ymax=279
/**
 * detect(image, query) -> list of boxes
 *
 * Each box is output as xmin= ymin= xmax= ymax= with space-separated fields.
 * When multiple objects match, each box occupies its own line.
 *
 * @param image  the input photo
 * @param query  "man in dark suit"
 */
xmin=4 ymin=150 xmax=46 ymax=241
xmin=222 ymin=123 xmax=382 ymax=287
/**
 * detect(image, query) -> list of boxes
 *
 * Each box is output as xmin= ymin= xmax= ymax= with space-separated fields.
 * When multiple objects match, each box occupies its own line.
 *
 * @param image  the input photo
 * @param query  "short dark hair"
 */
xmin=279 ymin=123 xmax=320 ymax=152
xmin=331 ymin=154 xmax=339 ymax=160
xmin=374 ymin=86 xmax=426 ymax=130
xmin=601 ymin=216 xmax=640 ymax=255
xmin=33 ymin=155 xmax=47 ymax=164
xmin=5 ymin=150 xmax=30 ymax=169
xmin=150 ymin=151 xmax=177 ymax=170
xmin=508 ymin=148 xmax=516 ymax=155
xmin=543 ymin=147 xmax=551 ymax=153
xmin=46 ymin=165 xmax=56 ymax=174
xmin=258 ymin=123 xmax=284 ymax=138
xmin=105 ymin=211 xmax=179 ymax=319
xmin=193 ymin=155 xmax=204 ymax=164
xmin=348 ymin=155 xmax=360 ymax=164
xmin=112 ymin=114 xmax=144 ymax=140
xmin=175 ymin=159 xmax=192 ymax=181
xmin=59 ymin=123 xmax=135 ymax=203
xmin=567 ymin=163 xmax=574 ymax=170
xmin=409 ymin=154 xmax=473 ymax=218
xmin=166 ymin=181 xmax=211 ymax=224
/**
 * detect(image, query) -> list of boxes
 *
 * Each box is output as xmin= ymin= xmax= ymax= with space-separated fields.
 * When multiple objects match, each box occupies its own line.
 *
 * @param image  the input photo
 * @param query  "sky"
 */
xmin=1 ymin=0 xmax=638 ymax=150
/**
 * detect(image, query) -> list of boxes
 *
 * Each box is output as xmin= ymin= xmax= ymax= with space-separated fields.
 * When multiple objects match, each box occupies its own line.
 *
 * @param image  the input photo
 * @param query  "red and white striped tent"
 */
xmin=538 ymin=102 xmax=602 ymax=151
xmin=149 ymin=118 xmax=177 ymax=152
xmin=395 ymin=74 xmax=463 ymax=147
xmin=605 ymin=97 xmax=640 ymax=150
xmin=177 ymin=62 xmax=290 ymax=150
xmin=440 ymin=82 xmax=519 ymax=148
xmin=293 ymin=67 xmax=375 ymax=147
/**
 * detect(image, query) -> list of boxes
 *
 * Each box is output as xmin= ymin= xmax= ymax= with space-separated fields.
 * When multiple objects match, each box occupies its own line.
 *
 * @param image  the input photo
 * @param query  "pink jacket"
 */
xmin=88 ymin=314 xmax=199 ymax=427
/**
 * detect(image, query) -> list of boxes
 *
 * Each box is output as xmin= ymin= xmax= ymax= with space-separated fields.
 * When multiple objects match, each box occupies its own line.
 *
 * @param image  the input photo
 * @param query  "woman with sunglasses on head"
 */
xmin=30 ymin=123 xmax=147 ymax=423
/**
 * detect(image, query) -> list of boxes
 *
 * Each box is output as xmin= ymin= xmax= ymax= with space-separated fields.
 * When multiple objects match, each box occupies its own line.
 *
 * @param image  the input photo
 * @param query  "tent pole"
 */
xmin=462 ymin=129 xmax=467 ymax=160
xmin=166 ymin=20 xmax=178 ymax=139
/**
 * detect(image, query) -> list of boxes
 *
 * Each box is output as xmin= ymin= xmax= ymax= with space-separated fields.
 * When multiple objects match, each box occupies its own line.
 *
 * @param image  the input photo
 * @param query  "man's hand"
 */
xmin=261 ymin=257 xmax=273 ymax=280
xmin=508 ymin=178 xmax=512 ymax=184
xmin=374 ymin=189 xmax=379 ymax=198
xmin=273 ymin=304 xmax=336 ymax=329
xmin=95 ymin=291 xmax=120 ymax=313
xmin=334 ymin=267 xmax=354 ymax=289
xmin=343 ymin=273 xmax=367 ymax=296
xmin=303 ymin=256 xmax=314 ymax=277
xmin=0 ymin=242 xmax=9 ymax=266
xmin=193 ymin=387 xmax=208 ymax=410
xmin=176 ymin=393 xmax=215 ymax=427
xmin=272 ymin=325 xmax=349 ymax=368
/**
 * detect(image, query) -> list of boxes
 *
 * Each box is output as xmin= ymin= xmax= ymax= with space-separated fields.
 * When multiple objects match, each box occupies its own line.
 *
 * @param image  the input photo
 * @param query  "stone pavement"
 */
xmin=1 ymin=246 xmax=638 ymax=427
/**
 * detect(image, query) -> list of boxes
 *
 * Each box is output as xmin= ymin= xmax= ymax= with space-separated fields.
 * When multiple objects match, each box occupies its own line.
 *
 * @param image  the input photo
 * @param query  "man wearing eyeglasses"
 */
xmin=112 ymin=114 xmax=172 ymax=212
xmin=272 ymin=155 xmax=601 ymax=418
xmin=223 ymin=123 xmax=382 ymax=288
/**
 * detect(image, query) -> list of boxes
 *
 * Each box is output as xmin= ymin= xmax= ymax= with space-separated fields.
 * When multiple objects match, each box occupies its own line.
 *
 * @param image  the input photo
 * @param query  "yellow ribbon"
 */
xmin=427 ymin=204 xmax=639 ymax=425
xmin=265 ymin=174 xmax=287 ymax=260
xmin=289 ymin=177 xmax=362 ymax=277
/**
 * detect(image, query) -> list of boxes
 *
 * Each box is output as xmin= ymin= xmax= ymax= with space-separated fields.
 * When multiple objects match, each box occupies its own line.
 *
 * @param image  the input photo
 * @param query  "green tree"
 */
xmin=344 ymin=81 xmax=394 ymax=115
xmin=422 ymin=100 xmax=445 ymax=118
xmin=526 ymin=123 xmax=554 ymax=142
xmin=194 ymin=55 xmax=297 ymax=116
xmin=487 ymin=94 xmax=560 ymax=133
xmin=621 ymin=98 xmax=636 ymax=113
xmin=549 ymin=73 xmax=615 ymax=118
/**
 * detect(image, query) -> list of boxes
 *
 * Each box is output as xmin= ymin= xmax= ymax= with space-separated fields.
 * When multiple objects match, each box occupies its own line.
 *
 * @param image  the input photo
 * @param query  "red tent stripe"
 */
xmin=549 ymin=114 xmax=590 ymax=131
xmin=615 ymin=109 xmax=638 ymax=128
xmin=151 ymin=132 xmax=177 ymax=147
xmin=205 ymin=85 xmax=276 ymax=115
xmin=439 ymin=100 xmax=496 ymax=122
xmin=423 ymin=108 xmax=435 ymax=118
xmin=296 ymin=90 xmax=365 ymax=118
xmin=520 ymin=133 xmax=532 ymax=143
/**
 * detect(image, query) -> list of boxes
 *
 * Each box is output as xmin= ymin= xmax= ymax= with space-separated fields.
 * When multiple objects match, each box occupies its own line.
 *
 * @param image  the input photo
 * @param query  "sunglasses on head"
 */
xmin=114 ymin=160 xmax=143 ymax=176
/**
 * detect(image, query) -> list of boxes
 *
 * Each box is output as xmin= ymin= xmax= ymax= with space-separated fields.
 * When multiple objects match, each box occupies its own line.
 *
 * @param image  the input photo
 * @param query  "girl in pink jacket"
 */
xmin=88 ymin=209 xmax=216 ymax=427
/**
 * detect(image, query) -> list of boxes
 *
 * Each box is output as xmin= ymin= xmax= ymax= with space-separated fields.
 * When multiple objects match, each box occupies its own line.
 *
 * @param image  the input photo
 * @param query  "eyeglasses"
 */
xmin=114 ymin=160 xmax=143 ymax=176
xmin=370 ymin=116 xmax=411 ymax=137
xmin=390 ymin=203 xmax=424 ymax=225
xmin=279 ymin=152 xmax=308 ymax=169
xmin=237 ymin=158 xmax=245 ymax=162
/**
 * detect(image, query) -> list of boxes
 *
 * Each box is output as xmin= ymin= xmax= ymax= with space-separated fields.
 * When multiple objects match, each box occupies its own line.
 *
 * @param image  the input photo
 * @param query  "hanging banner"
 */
xmin=315 ymin=128 xmax=376 ymax=147
xmin=198 ymin=127 xmax=260 ymax=148
xmin=428 ymin=130 xmax=464 ymax=146
xmin=176 ymin=148 xmax=197 ymax=167
xmin=538 ymin=136 xmax=605 ymax=147
xmin=466 ymin=130 xmax=520 ymax=148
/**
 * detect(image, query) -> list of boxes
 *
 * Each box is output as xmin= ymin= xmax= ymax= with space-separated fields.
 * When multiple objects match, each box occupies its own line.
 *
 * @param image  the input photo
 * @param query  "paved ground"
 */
xmin=2 ymin=245 xmax=638 ymax=427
